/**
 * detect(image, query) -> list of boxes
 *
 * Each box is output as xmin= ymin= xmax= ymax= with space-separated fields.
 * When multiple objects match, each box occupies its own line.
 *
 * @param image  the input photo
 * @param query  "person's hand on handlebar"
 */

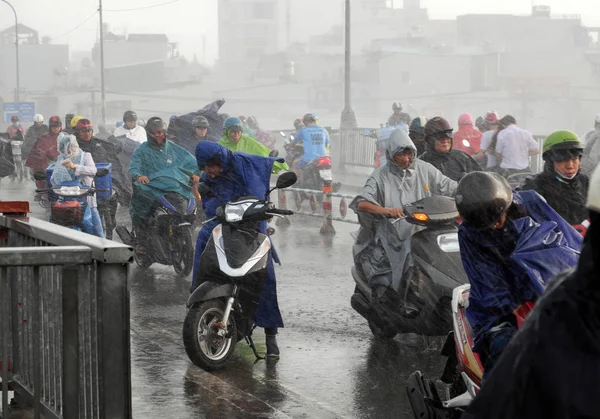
xmin=191 ymin=175 xmax=200 ymax=184
xmin=386 ymin=207 xmax=405 ymax=218
xmin=137 ymin=175 xmax=150 ymax=184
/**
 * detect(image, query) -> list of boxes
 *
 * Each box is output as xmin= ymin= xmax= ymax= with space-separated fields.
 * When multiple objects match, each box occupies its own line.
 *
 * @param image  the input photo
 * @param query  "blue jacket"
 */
xmin=294 ymin=125 xmax=329 ymax=163
xmin=459 ymin=190 xmax=582 ymax=352
xmin=192 ymin=141 xmax=285 ymax=328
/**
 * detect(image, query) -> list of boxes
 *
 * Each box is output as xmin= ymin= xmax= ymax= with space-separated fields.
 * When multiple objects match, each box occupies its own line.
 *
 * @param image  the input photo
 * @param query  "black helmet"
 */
xmin=123 ymin=110 xmax=137 ymax=123
xmin=145 ymin=117 xmax=166 ymax=136
xmin=192 ymin=115 xmax=209 ymax=128
xmin=456 ymin=172 xmax=513 ymax=230
xmin=409 ymin=116 xmax=427 ymax=139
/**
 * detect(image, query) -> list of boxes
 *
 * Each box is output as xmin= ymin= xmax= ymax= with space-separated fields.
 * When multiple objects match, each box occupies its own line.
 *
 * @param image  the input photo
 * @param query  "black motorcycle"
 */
xmin=116 ymin=178 xmax=197 ymax=276
xmin=350 ymin=195 xmax=468 ymax=339
xmin=183 ymin=172 xmax=296 ymax=371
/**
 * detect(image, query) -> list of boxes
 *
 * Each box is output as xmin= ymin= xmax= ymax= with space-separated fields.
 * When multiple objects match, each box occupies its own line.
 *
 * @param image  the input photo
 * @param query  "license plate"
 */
xmin=319 ymin=169 xmax=333 ymax=181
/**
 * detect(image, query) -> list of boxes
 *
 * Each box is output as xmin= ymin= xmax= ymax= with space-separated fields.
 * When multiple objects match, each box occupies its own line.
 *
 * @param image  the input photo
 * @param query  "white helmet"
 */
xmin=33 ymin=114 xmax=44 ymax=123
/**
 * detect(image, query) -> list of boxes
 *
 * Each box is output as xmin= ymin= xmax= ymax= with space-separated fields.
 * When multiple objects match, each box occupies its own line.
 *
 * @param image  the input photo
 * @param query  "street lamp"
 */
xmin=1 ymin=0 xmax=20 ymax=101
xmin=340 ymin=0 xmax=356 ymax=129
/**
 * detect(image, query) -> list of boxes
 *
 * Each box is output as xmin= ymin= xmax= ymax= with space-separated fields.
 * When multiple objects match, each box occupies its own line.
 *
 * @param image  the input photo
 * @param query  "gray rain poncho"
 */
xmin=350 ymin=128 xmax=457 ymax=292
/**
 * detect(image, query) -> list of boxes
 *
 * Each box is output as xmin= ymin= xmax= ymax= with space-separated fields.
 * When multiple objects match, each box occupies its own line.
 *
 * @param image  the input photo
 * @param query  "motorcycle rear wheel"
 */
xmin=183 ymin=300 xmax=237 ymax=371
xmin=173 ymin=226 xmax=194 ymax=276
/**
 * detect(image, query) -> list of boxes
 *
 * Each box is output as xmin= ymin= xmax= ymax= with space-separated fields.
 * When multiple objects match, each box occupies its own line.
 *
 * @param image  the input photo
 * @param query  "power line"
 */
xmin=104 ymin=0 xmax=183 ymax=12
xmin=49 ymin=11 xmax=98 ymax=41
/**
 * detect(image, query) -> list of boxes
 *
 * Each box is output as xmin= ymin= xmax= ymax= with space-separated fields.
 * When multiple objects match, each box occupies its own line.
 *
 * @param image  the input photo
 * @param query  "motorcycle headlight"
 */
xmin=224 ymin=203 xmax=248 ymax=222
xmin=54 ymin=186 xmax=86 ymax=196
xmin=437 ymin=233 xmax=460 ymax=253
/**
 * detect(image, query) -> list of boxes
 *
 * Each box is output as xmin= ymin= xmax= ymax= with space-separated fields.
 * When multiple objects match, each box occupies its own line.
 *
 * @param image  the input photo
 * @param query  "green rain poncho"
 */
xmin=129 ymin=139 xmax=199 ymax=229
xmin=219 ymin=134 xmax=288 ymax=173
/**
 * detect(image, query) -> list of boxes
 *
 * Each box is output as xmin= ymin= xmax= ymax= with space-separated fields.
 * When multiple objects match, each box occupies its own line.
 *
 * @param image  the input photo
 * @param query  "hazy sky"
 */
xmin=1 ymin=0 xmax=598 ymax=65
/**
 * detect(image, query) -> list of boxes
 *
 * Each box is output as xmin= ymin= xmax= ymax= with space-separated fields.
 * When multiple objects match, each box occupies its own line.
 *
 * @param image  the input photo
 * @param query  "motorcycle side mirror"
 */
xmin=33 ymin=171 xmax=46 ymax=181
xmin=290 ymin=134 xmax=295 ymax=141
xmin=198 ymin=182 xmax=216 ymax=198
xmin=462 ymin=139 xmax=471 ymax=148
xmin=279 ymin=131 xmax=286 ymax=137
xmin=269 ymin=149 xmax=279 ymax=158
xmin=96 ymin=168 xmax=109 ymax=177
xmin=275 ymin=172 xmax=297 ymax=189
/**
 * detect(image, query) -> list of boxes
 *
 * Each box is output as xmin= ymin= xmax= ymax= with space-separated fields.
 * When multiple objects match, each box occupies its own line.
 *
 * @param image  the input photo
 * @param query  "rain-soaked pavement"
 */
xmin=9 ymin=178 xmax=448 ymax=419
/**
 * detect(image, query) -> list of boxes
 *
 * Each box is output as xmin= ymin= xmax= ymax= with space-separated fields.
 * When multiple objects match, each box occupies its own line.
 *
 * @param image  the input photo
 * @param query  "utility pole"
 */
xmin=286 ymin=0 xmax=291 ymax=49
xmin=340 ymin=0 xmax=357 ymax=129
xmin=98 ymin=0 xmax=107 ymax=128
xmin=2 ymin=0 xmax=20 ymax=101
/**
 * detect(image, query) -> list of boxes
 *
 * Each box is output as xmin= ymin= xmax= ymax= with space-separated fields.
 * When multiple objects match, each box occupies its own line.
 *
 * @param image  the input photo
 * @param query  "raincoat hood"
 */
xmin=385 ymin=128 xmax=418 ymax=170
xmin=196 ymin=141 xmax=284 ymax=200
xmin=57 ymin=133 xmax=81 ymax=160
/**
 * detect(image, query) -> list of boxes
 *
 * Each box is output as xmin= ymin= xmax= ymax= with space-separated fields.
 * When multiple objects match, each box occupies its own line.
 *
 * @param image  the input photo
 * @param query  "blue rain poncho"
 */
xmin=459 ymin=190 xmax=582 ymax=353
xmin=192 ymin=141 xmax=284 ymax=328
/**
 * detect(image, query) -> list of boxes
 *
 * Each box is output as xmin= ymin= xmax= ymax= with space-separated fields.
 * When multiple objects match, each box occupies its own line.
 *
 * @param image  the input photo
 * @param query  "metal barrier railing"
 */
xmin=275 ymin=187 xmax=358 ymax=234
xmin=0 ymin=206 xmax=133 ymax=419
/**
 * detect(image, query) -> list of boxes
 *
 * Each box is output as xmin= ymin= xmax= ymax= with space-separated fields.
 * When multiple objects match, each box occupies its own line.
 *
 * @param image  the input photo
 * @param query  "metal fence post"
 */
xmin=1 ymin=267 xmax=9 ymax=419
xmin=62 ymin=265 xmax=80 ymax=419
xmin=96 ymin=263 xmax=132 ymax=419
xmin=275 ymin=189 xmax=291 ymax=228
xmin=320 ymin=182 xmax=336 ymax=236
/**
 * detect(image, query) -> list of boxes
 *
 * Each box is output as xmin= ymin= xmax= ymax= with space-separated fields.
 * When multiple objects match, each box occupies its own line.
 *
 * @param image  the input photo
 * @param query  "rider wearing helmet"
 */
xmin=456 ymin=171 xmax=581 ymax=381
xmin=493 ymin=115 xmax=539 ymax=177
xmin=129 ymin=117 xmax=199 ymax=256
xmin=293 ymin=118 xmax=304 ymax=133
xmin=64 ymin=114 xmax=75 ymax=134
xmin=292 ymin=113 xmax=329 ymax=176
xmin=75 ymin=118 xmax=131 ymax=211
xmin=218 ymin=117 xmax=287 ymax=173
xmin=461 ymin=166 xmax=600 ymax=419
xmin=113 ymin=110 xmax=147 ymax=143
xmin=581 ymin=113 xmax=600 ymax=178
xmin=453 ymin=113 xmax=484 ymax=162
xmin=480 ymin=111 xmax=501 ymax=169
xmin=26 ymin=116 xmax=62 ymax=190
xmin=388 ymin=102 xmax=412 ymax=126
xmin=6 ymin=115 xmax=25 ymax=139
xmin=408 ymin=116 xmax=428 ymax=156
xmin=23 ymin=114 xmax=49 ymax=158
xmin=192 ymin=115 xmax=218 ymax=144
xmin=421 ymin=117 xmax=481 ymax=181
xmin=522 ymin=130 xmax=588 ymax=225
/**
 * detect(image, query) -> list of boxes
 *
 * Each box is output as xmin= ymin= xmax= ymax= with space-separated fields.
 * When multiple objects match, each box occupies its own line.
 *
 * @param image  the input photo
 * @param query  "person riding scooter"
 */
xmin=291 ymin=113 xmax=329 ymax=182
xmin=193 ymin=141 xmax=287 ymax=357
xmin=113 ymin=110 xmax=147 ymax=143
xmin=218 ymin=117 xmax=287 ymax=173
xmin=455 ymin=171 xmax=582 ymax=381
xmin=462 ymin=166 xmax=600 ymax=419
xmin=408 ymin=117 xmax=428 ymax=157
xmin=129 ymin=117 xmax=199 ymax=256
xmin=350 ymin=128 xmax=457 ymax=313
xmin=50 ymin=133 xmax=104 ymax=237
xmin=26 ymin=116 xmax=62 ymax=191
xmin=522 ymin=130 xmax=589 ymax=225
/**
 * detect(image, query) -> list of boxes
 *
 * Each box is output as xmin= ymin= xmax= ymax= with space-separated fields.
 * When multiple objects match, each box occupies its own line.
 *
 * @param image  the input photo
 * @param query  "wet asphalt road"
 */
xmin=9 ymin=178 xmax=447 ymax=419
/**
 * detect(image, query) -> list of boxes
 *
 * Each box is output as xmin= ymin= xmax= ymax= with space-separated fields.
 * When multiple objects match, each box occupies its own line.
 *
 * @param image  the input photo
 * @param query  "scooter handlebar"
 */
xmin=267 ymin=209 xmax=294 ymax=216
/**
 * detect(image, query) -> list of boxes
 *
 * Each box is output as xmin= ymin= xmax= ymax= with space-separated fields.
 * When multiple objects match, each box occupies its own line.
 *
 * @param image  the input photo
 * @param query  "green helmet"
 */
xmin=543 ymin=130 xmax=584 ymax=161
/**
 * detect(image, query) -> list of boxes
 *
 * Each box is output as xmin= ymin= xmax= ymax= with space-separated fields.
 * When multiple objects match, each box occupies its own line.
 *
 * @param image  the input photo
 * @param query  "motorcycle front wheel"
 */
xmin=183 ymin=299 xmax=237 ymax=371
xmin=173 ymin=226 xmax=194 ymax=276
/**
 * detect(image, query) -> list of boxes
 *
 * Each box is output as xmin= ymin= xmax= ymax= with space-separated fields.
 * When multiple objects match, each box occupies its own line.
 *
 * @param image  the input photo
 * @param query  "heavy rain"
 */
xmin=1 ymin=0 xmax=599 ymax=418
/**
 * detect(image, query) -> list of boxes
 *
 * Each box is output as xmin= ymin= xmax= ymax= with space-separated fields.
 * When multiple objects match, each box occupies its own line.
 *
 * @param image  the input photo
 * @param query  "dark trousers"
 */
xmin=481 ymin=323 xmax=518 ymax=382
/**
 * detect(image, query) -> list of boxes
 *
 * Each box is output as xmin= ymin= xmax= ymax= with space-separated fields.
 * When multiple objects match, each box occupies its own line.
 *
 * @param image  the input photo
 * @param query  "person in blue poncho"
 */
xmin=455 ymin=171 xmax=581 ymax=381
xmin=193 ymin=141 xmax=284 ymax=357
xmin=129 ymin=117 xmax=200 ymax=255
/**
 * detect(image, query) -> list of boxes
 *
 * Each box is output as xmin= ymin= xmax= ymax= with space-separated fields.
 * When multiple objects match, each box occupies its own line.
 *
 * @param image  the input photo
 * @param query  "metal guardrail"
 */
xmin=0 ymin=211 xmax=133 ymax=419
xmin=274 ymin=187 xmax=359 ymax=234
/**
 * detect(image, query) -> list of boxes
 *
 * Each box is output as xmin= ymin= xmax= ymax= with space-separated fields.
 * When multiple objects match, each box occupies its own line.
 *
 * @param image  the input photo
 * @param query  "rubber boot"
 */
xmin=265 ymin=327 xmax=280 ymax=358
